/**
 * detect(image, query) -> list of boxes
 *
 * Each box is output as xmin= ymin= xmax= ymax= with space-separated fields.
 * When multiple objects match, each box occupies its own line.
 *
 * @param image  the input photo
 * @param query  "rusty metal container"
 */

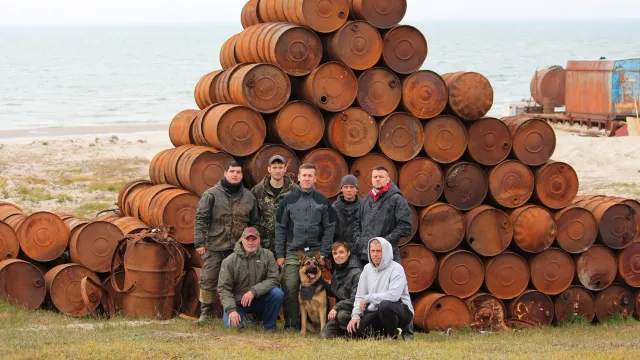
xmin=575 ymin=198 xmax=637 ymax=250
xmin=64 ymin=217 xmax=92 ymax=240
xmin=399 ymin=243 xmax=438 ymax=293
xmin=258 ymin=0 xmax=349 ymax=33
xmin=268 ymin=100 xmax=324 ymax=151
xmin=509 ymin=205 xmax=556 ymax=253
xmin=484 ymin=252 xmax=530 ymax=300
xmin=182 ymin=244 xmax=204 ymax=269
xmin=325 ymin=107 xmax=378 ymax=157
xmin=193 ymin=70 xmax=224 ymax=110
xmin=554 ymin=285 xmax=596 ymax=324
xmin=44 ymin=264 xmax=100 ymax=316
xmin=618 ymin=242 xmax=640 ymax=287
xmin=101 ymin=271 xmax=125 ymax=315
xmin=0 ymin=203 xmax=24 ymax=222
xmin=228 ymin=63 xmax=291 ymax=114
xmin=118 ymin=179 xmax=152 ymax=217
xmin=4 ymin=214 xmax=27 ymax=233
xmin=147 ymin=189 xmax=200 ymax=245
xmin=111 ymin=217 xmax=150 ymax=236
xmin=443 ymin=162 xmax=488 ymax=211
xmin=413 ymin=292 xmax=472 ymax=332
xmin=438 ymin=250 xmax=484 ymax=298
xmin=0 ymin=259 xmax=46 ymax=310
xmin=501 ymin=115 xmax=556 ymax=166
xmin=326 ymin=21 xmax=382 ymax=70
xmin=423 ymin=115 xmax=468 ymax=164
xmin=181 ymin=267 xmax=202 ymax=317
xmin=357 ymin=67 xmax=401 ymax=117
xmin=137 ymin=184 xmax=178 ymax=225
xmin=398 ymin=157 xmax=444 ymax=207
xmin=533 ymin=162 xmax=579 ymax=210
xmin=378 ymin=112 xmax=424 ymax=162
xmin=220 ymin=33 xmax=239 ymax=69
xmin=594 ymin=284 xmax=634 ymax=322
xmin=418 ymin=203 xmax=464 ymax=253
xmin=442 ymin=72 xmax=493 ymax=121
xmin=176 ymin=146 xmax=235 ymax=195
xmin=487 ymin=160 xmax=534 ymax=209
xmin=529 ymin=248 xmax=574 ymax=295
xmin=349 ymin=0 xmax=406 ymax=29
xmin=530 ymin=66 xmax=566 ymax=108
xmin=398 ymin=205 xmax=418 ymax=247
xmin=197 ymin=103 xmax=266 ymax=157
xmin=149 ymin=149 xmax=172 ymax=185
xmin=163 ymin=146 xmax=191 ymax=188
xmin=466 ymin=293 xmax=507 ymax=331
xmin=507 ymin=290 xmax=554 ymax=326
xmin=241 ymin=0 xmax=261 ymax=28
xmin=574 ymin=245 xmax=617 ymax=291
xmin=69 ymin=221 xmax=124 ymax=274
xmin=0 ymin=221 xmax=19 ymax=260
xmin=17 ymin=212 xmax=69 ymax=262
xmin=554 ymin=206 xmax=598 ymax=254
xmin=464 ymin=205 xmax=513 ymax=257
xmin=300 ymin=62 xmax=358 ymax=112
xmin=301 ymin=148 xmax=348 ymax=198
xmin=380 ymin=25 xmax=427 ymax=75
xmin=401 ymin=70 xmax=448 ymax=120
xmin=349 ymin=153 xmax=397 ymax=198
xmin=245 ymin=144 xmax=300 ymax=188
xmin=466 ymin=117 xmax=512 ymax=166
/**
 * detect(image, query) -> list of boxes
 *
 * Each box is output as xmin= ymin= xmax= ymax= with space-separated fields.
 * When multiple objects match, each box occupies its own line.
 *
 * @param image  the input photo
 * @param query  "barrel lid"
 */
xmin=554 ymin=206 xmax=597 ymax=254
xmin=326 ymin=108 xmax=378 ymax=157
xmin=153 ymin=190 xmax=200 ymax=244
xmin=329 ymin=21 xmax=382 ymax=70
xmin=425 ymin=294 xmax=472 ymax=332
xmin=18 ymin=212 xmax=69 ymax=262
xmin=350 ymin=153 xmax=397 ymax=198
xmin=575 ymin=245 xmax=617 ymax=291
xmin=443 ymin=72 xmax=493 ymax=121
xmin=488 ymin=160 xmax=534 ymax=208
xmin=378 ymin=112 xmax=423 ymax=162
xmin=418 ymin=203 xmax=464 ymax=253
xmin=554 ymin=286 xmax=596 ymax=323
xmin=423 ymin=115 xmax=468 ymax=164
xmin=617 ymin=243 xmax=640 ymax=287
xmin=179 ymin=146 xmax=234 ymax=195
xmin=381 ymin=25 xmax=427 ymax=74
xmin=270 ymin=101 xmax=324 ymax=151
xmin=400 ymin=244 xmax=437 ymax=293
xmin=298 ymin=0 xmax=349 ymax=33
xmin=508 ymin=290 xmax=554 ymax=326
xmin=398 ymin=157 xmax=443 ymax=207
xmin=357 ymin=67 xmax=402 ymax=117
xmin=594 ymin=284 xmax=634 ymax=322
xmin=0 ymin=221 xmax=19 ymax=260
xmin=510 ymin=117 xmax=556 ymax=166
xmin=484 ymin=252 xmax=530 ymax=300
xmin=467 ymin=117 xmax=512 ymax=166
xmin=304 ymin=62 xmax=357 ymax=112
xmin=233 ymin=64 xmax=291 ymax=114
xmin=534 ymin=162 xmax=579 ymax=209
xmin=438 ymin=250 xmax=484 ymax=298
xmin=45 ymin=264 xmax=100 ymax=316
xmin=465 ymin=205 xmax=513 ymax=257
xmin=443 ymin=162 xmax=488 ymax=211
xmin=529 ymin=248 xmax=574 ymax=295
xmin=0 ymin=259 xmax=46 ymax=310
xmin=70 ymin=221 xmax=124 ymax=273
xmin=268 ymin=24 xmax=323 ymax=76
xmin=350 ymin=0 xmax=407 ymax=29
xmin=465 ymin=293 xmax=507 ymax=331
xmin=509 ymin=205 xmax=556 ymax=253
xmin=301 ymin=148 xmax=348 ymax=198
xmin=401 ymin=70 xmax=447 ymax=119
xmin=203 ymin=104 xmax=266 ymax=157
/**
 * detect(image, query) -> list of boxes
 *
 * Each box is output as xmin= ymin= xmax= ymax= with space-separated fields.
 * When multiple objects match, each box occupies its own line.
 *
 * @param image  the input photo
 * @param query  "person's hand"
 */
xmin=196 ymin=247 xmax=206 ymax=256
xmin=241 ymin=291 xmax=255 ymax=307
xmin=277 ymin=258 xmax=285 ymax=268
xmin=359 ymin=300 xmax=368 ymax=313
xmin=228 ymin=311 xmax=242 ymax=327
xmin=328 ymin=308 xmax=337 ymax=321
xmin=347 ymin=319 xmax=360 ymax=334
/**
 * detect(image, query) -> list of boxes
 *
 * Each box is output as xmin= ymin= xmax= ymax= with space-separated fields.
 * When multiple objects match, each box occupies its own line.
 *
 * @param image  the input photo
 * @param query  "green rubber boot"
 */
xmin=196 ymin=302 xmax=214 ymax=325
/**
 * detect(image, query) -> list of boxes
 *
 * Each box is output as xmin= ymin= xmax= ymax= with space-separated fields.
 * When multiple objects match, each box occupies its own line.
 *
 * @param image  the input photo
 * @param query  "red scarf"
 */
xmin=370 ymin=182 xmax=392 ymax=203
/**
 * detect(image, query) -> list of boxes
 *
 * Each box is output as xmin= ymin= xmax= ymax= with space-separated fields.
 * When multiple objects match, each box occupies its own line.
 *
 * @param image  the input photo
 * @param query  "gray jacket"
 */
xmin=332 ymin=195 xmax=360 ymax=248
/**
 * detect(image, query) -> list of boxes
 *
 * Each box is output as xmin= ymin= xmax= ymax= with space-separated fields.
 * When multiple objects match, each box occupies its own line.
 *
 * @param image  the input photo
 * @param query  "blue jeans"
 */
xmin=223 ymin=288 xmax=284 ymax=331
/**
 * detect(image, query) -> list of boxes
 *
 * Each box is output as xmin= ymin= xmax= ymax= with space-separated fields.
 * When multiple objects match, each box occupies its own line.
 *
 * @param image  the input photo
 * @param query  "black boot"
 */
xmin=196 ymin=302 xmax=214 ymax=325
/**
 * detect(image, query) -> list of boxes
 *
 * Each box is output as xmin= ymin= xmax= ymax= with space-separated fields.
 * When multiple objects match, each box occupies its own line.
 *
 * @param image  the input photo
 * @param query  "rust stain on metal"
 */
xmin=418 ymin=202 xmax=465 ymax=253
xmin=399 ymin=243 xmax=438 ymax=293
xmin=258 ymin=0 xmax=350 ymax=33
xmin=0 ymin=259 xmax=46 ymax=310
xmin=70 ymin=221 xmax=124 ymax=274
xmin=484 ymin=252 xmax=530 ymax=300
xmin=197 ymin=103 xmax=266 ymax=157
xmin=501 ymin=115 xmax=556 ymax=166
xmin=553 ymin=205 xmax=598 ymax=254
xmin=349 ymin=0 xmax=407 ymax=29
xmin=487 ymin=160 xmax=534 ymax=208
xmin=533 ymin=162 xmax=579 ymax=210
xmin=594 ymin=284 xmax=634 ymax=322
xmin=423 ymin=116 xmax=468 ymax=164
xmin=268 ymin=100 xmax=324 ymax=151
xmin=398 ymin=157 xmax=444 ymax=207
xmin=300 ymin=61 xmax=358 ymax=112
xmin=413 ymin=292 xmax=472 ymax=332
xmin=358 ymin=67 xmax=402 ymax=117
xmin=327 ymin=21 xmax=383 ymax=70
xmin=529 ymin=247 xmax=574 ymax=295
xmin=350 ymin=153 xmax=397 ymax=198
xmin=325 ymin=108 xmax=378 ymax=157
xmin=554 ymin=285 xmax=596 ymax=324
xmin=530 ymin=66 xmax=566 ymax=108
xmin=193 ymin=70 xmax=224 ymax=110
xmin=507 ymin=290 xmax=554 ymax=326
xmin=575 ymin=244 xmax=617 ymax=291
xmin=401 ymin=70 xmax=448 ymax=119
xmin=466 ymin=293 xmax=508 ymax=331
xmin=378 ymin=112 xmax=424 ymax=162
xmin=442 ymin=72 xmax=493 ymax=121
xmin=464 ymin=205 xmax=513 ymax=257
xmin=398 ymin=204 xmax=419 ymax=247
xmin=17 ymin=212 xmax=69 ymax=262
xmin=466 ymin=117 xmax=512 ymax=166
xmin=573 ymin=197 xmax=637 ymax=249
xmin=381 ymin=25 xmax=427 ymax=75
xmin=509 ymin=205 xmax=556 ymax=253
xmin=0 ymin=220 xmax=19 ymax=260
xmin=443 ymin=162 xmax=488 ymax=211
xmin=617 ymin=242 xmax=640 ymax=287
xmin=44 ymin=264 xmax=100 ymax=316
xmin=228 ymin=63 xmax=292 ymax=114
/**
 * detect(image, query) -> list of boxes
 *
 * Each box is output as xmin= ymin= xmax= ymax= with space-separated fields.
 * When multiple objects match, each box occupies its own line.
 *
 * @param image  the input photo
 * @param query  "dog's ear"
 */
xmin=313 ymin=249 xmax=321 ymax=262
xmin=298 ymin=249 xmax=306 ymax=265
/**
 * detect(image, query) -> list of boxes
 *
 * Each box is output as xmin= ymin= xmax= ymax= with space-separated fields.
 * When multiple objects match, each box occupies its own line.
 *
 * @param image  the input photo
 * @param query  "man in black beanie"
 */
xmin=332 ymin=174 xmax=362 ymax=266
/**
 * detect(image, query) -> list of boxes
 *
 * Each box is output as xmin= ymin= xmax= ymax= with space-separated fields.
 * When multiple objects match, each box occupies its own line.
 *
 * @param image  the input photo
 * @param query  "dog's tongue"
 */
xmin=308 ymin=273 xmax=316 ymax=279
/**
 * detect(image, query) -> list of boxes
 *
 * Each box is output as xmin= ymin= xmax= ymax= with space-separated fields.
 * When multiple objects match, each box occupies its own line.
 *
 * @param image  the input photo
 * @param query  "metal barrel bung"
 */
xmin=398 ymin=204 xmax=418 ymax=247
xmin=466 ymin=117 xmax=512 ymax=166
xmin=501 ymin=115 xmax=556 ymax=166
xmin=380 ymin=25 xmax=427 ymax=75
xmin=465 ymin=293 xmax=507 ymax=331
xmin=399 ymin=243 xmax=437 ymax=293
xmin=509 ymin=205 xmax=556 ymax=253
xmin=245 ymin=144 xmax=301 ymax=188
xmin=17 ymin=212 xmax=69 ymax=262
xmin=533 ymin=161 xmax=579 ymax=209
xmin=268 ymin=100 xmax=324 ymax=151
xmin=349 ymin=0 xmax=407 ymax=29
xmin=0 ymin=221 xmax=19 ymax=260
xmin=553 ymin=205 xmax=597 ymax=254
xmin=594 ymin=284 xmax=634 ymax=322
xmin=176 ymin=146 xmax=235 ymax=195
xmin=181 ymin=267 xmax=202 ymax=317
xmin=554 ymin=285 xmax=596 ymax=324
xmin=617 ymin=242 xmax=640 ymax=287
xmin=228 ymin=63 xmax=291 ymax=114
xmin=200 ymin=103 xmax=266 ymax=157
xmin=220 ymin=34 xmax=239 ymax=69
xmin=484 ymin=252 xmax=530 ymax=300
xmin=507 ymin=290 xmax=554 ymax=326
xmin=300 ymin=61 xmax=358 ymax=112
xmin=443 ymin=162 xmax=488 ymax=211
xmin=378 ymin=112 xmax=424 ymax=162
xmin=356 ymin=67 xmax=401 ymax=117
xmin=111 ymin=217 xmax=150 ymax=236
xmin=464 ymin=205 xmax=513 ymax=257
xmin=574 ymin=245 xmax=617 ymax=291
xmin=325 ymin=108 xmax=378 ymax=158
xmin=193 ymin=70 xmax=224 ymax=110
xmin=44 ymin=264 xmax=100 ymax=316
xmin=418 ymin=203 xmax=464 ymax=253
xmin=412 ymin=292 xmax=472 ymax=332
xmin=301 ymin=148 xmax=348 ymax=198
xmin=442 ymin=72 xmax=493 ymax=121
xmin=487 ymin=160 xmax=534 ymax=208
xmin=118 ymin=179 xmax=152 ymax=216
xmin=326 ymin=21 xmax=382 ymax=70
xmin=258 ymin=0 xmax=349 ymax=33
xmin=0 ymin=259 xmax=46 ymax=310
xmin=437 ymin=250 xmax=484 ymax=298
xmin=529 ymin=247 xmax=574 ymax=295
xmin=69 ymin=221 xmax=124 ymax=273
xmin=349 ymin=153 xmax=397 ymax=198
xmin=401 ymin=70 xmax=448 ymax=120
xmin=241 ymin=0 xmax=261 ymax=28
xmin=398 ymin=157 xmax=444 ymax=207
xmin=148 ymin=189 xmax=200 ymax=245
xmin=574 ymin=198 xmax=637 ymax=249
xmin=423 ymin=115 xmax=468 ymax=164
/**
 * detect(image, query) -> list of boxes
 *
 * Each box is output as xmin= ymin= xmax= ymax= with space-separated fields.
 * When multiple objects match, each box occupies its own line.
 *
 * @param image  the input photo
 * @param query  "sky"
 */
xmin=0 ymin=0 xmax=639 ymax=26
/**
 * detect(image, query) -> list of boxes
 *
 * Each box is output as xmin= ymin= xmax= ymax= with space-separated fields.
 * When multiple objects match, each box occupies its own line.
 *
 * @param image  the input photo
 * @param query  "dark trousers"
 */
xmin=321 ymin=309 xmax=352 ymax=338
xmin=356 ymin=300 xmax=413 ymax=338
xmin=223 ymin=288 xmax=284 ymax=331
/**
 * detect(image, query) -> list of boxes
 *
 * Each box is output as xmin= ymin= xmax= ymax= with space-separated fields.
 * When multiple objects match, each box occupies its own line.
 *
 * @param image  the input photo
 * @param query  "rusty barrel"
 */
xmin=487 ymin=160 xmax=534 ymax=209
xmin=380 ymin=25 xmax=427 ymax=75
xmin=423 ymin=116 xmax=468 ymax=164
xmin=102 ymin=271 xmax=125 ymax=315
xmin=574 ymin=198 xmax=637 ymax=250
xmin=595 ymin=284 xmax=634 ymax=322
xmin=268 ymin=100 xmax=324 ymax=151
xmin=0 ymin=221 xmax=19 ymax=260
xmin=398 ymin=205 xmax=418 ymax=247
xmin=240 ymin=0 xmax=260 ymax=28
xmin=169 ymin=109 xmax=198 ymax=147
xmin=357 ymin=67 xmax=401 ymax=117
xmin=574 ymin=245 xmax=617 ymax=291
xmin=220 ymin=33 xmax=239 ymax=69
xmin=325 ymin=108 xmax=378 ymax=158
xmin=466 ymin=293 xmax=507 ymax=331
xmin=401 ymin=70 xmax=448 ymax=120
xmin=44 ymin=264 xmax=100 ymax=316
xmin=198 ymin=103 xmax=266 ymax=157
xmin=350 ymin=153 xmax=397 ymax=198
xmin=618 ymin=242 xmax=640 ymax=287
xmin=138 ymin=184 xmax=178 ymax=225
xmin=443 ymin=162 xmax=488 ymax=211
xmin=554 ymin=206 xmax=597 ymax=254
xmin=4 ymin=214 xmax=27 ymax=233
xmin=326 ymin=21 xmax=382 ymax=70
xmin=63 ymin=217 xmax=91 ymax=240
xmin=418 ymin=203 xmax=464 ymax=253
xmin=413 ymin=292 xmax=472 ymax=332
xmin=111 ymin=217 xmax=150 ymax=236
xmin=0 ymin=259 xmax=46 ymax=310
xmin=378 ymin=112 xmax=424 ymax=162
xmin=181 ymin=267 xmax=202 ymax=317
xmin=193 ymin=70 xmax=224 ymax=110
xmin=466 ymin=117 xmax=512 ymax=166
xmin=484 ymin=252 xmax=530 ymax=300
xmin=17 ymin=212 xmax=69 ymax=262
xmin=149 ymin=149 xmax=172 ymax=185
xmin=70 ymin=221 xmax=124 ymax=274
xmin=148 ymin=189 xmax=200 ymax=244
xmin=442 ymin=72 xmax=493 ymax=121
xmin=118 ymin=179 xmax=152 ymax=216
xmin=531 ymin=66 xmax=566 ymax=108
xmin=533 ymin=162 xmax=578 ymax=209
xmin=507 ymin=290 xmax=554 ymax=326
xmin=554 ymin=285 xmax=596 ymax=324
xmin=398 ymin=157 xmax=444 ymax=207
xmin=228 ymin=63 xmax=291 ymax=114
xmin=0 ymin=203 xmax=24 ymax=222
xmin=399 ymin=244 xmax=438 ymax=293
xmin=258 ymin=0 xmax=349 ymax=33
xmin=438 ymin=250 xmax=484 ymax=298
xmin=529 ymin=248 xmax=574 ymax=295
xmin=245 ymin=144 xmax=301 ymax=188
xmin=464 ymin=205 xmax=513 ymax=257
xmin=300 ymin=61 xmax=357 ymax=112
xmin=164 ymin=145 xmax=194 ymax=188
xmin=349 ymin=0 xmax=407 ymax=29
xmin=509 ymin=205 xmax=556 ymax=253
xmin=502 ymin=115 xmax=556 ymax=166
xmin=182 ymin=244 xmax=204 ymax=269
xmin=176 ymin=146 xmax=234 ymax=195
xmin=301 ymin=148 xmax=348 ymax=198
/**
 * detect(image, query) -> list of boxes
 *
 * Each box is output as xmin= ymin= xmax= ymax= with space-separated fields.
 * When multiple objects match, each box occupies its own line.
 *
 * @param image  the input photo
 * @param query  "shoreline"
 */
xmin=0 ymin=123 xmax=170 ymax=144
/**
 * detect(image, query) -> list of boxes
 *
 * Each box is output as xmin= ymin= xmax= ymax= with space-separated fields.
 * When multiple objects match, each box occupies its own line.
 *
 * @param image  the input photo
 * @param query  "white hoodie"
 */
xmin=351 ymin=237 xmax=414 ymax=320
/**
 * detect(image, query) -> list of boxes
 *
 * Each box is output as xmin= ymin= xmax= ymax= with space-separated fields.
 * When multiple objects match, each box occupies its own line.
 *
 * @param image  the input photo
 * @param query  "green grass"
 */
xmin=16 ymin=185 xmax=55 ymax=203
xmin=55 ymin=194 xmax=74 ymax=203
xmin=88 ymin=181 xmax=125 ymax=193
xmin=592 ymin=182 xmax=640 ymax=197
xmin=72 ymin=201 xmax=115 ymax=217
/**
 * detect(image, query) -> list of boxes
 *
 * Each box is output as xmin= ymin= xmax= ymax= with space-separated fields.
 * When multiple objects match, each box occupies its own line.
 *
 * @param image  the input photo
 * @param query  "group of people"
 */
xmin=193 ymin=154 xmax=415 ymax=340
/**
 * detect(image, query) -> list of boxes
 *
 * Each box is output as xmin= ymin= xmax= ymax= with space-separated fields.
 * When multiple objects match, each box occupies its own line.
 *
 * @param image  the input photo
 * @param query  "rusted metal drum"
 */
xmin=258 ymin=0 xmax=349 ymax=33
xmin=423 ymin=116 xmax=468 ymax=164
xmin=199 ymin=103 xmax=266 ymax=157
xmin=0 ymin=259 xmax=46 ymax=310
xmin=466 ymin=293 xmax=507 ymax=331
xmin=398 ymin=205 xmax=418 ymax=247
xmin=0 ymin=203 xmax=24 ymax=221
xmin=442 ymin=72 xmax=493 ymax=121
xmin=401 ymin=70 xmax=448 ymax=120
xmin=413 ymin=292 xmax=472 ymax=332
xmin=502 ymin=115 xmax=556 ymax=166
xmin=193 ymin=70 xmax=224 ymax=110
xmin=530 ymin=66 xmax=566 ymax=108
xmin=508 ymin=290 xmax=554 ymax=326
xmin=529 ymin=248 xmax=574 ymax=295
xmin=69 ymin=221 xmax=124 ymax=274
xmin=618 ymin=242 xmax=640 ymax=287
xmin=378 ymin=112 xmax=424 ymax=162
xmin=241 ymin=0 xmax=261 ymax=28
xmin=137 ymin=184 xmax=178 ymax=225
xmin=399 ymin=244 xmax=438 ymax=293
xmin=327 ymin=21 xmax=382 ymax=70
xmin=163 ymin=146 xmax=192 ymax=188
xmin=357 ymin=67 xmax=401 ymax=117
xmin=484 ymin=252 xmax=530 ymax=300
xmin=149 ymin=149 xmax=171 ymax=185
xmin=111 ymin=217 xmax=150 ymax=236
xmin=380 ymin=25 xmax=427 ymax=75
xmin=464 ymin=205 xmax=513 ymax=257
xmin=177 ymin=146 xmax=234 ymax=195
xmin=301 ymin=148 xmax=348 ymax=198
xmin=0 ymin=221 xmax=19 ymax=260
xmin=487 ymin=160 xmax=534 ymax=209
xmin=533 ymin=162 xmax=579 ymax=209
xmin=574 ymin=245 xmax=617 ymax=291
xmin=101 ymin=271 xmax=125 ymax=315
xmin=443 ymin=162 xmax=488 ymax=211
xmin=300 ymin=62 xmax=357 ymax=112
xmin=220 ymin=33 xmax=239 ymax=69
xmin=554 ymin=206 xmax=597 ymax=254
xmin=575 ymin=198 xmax=637 ymax=250
xmin=44 ymin=264 xmax=100 ymax=316
xmin=418 ymin=203 xmax=464 ymax=253
xmin=268 ymin=100 xmax=324 ymax=151
xmin=349 ymin=153 xmax=397 ymax=198
xmin=148 ymin=189 xmax=200 ymax=245
xmin=182 ymin=244 xmax=204 ymax=269
xmin=228 ymin=63 xmax=291 ymax=114
xmin=509 ymin=205 xmax=556 ymax=253
xmin=554 ymin=285 xmax=596 ymax=324
xmin=4 ymin=214 xmax=27 ymax=233
xmin=466 ymin=117 xmax=512 ymax=166
xmin=245 ymin=144 xmax=301 ymax=187
xmin=97 ymin=212 xmax=122 ymax=222
xmin=398 ymin=157 xmax=444 ymax=207
xmin=181 ymin=267 xmax=202 ymax=317
xmin=325 ymin=107 xmax=378 ymax=157
xmin=594 ymin=284 xmax=634 ymax=322
xmin=349 ymin=0 xmax=406 ymax=29
xmin=438 ymin=250 xmax=484 ymax=298
xmin=17 ymin=212 xmax=69 ymax=262
xmin=64 ymin=217 xmax=92 ymax=240
xmin=118 ymin=179 xmax=152 ymax=216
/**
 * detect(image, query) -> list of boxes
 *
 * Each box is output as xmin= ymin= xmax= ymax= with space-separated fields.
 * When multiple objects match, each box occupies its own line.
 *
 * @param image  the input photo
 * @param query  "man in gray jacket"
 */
xmin=347 ymin=237 xmax=414 ymax=339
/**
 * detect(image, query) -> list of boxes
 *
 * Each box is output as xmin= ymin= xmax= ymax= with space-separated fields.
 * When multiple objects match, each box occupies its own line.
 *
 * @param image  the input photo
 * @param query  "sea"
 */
xmin=0 ymin=20 xmax=638 ymax=131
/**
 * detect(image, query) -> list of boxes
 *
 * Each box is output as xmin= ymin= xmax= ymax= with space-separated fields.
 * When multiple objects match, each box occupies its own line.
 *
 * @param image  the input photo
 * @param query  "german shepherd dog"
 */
xmin=298 ymin=250 xmax=327 ymax=334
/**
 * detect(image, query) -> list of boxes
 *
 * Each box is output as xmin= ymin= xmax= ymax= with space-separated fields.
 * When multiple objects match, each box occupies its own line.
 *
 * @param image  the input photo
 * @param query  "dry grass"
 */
xmin=73 ymin=201 xmax=116 ymax=217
